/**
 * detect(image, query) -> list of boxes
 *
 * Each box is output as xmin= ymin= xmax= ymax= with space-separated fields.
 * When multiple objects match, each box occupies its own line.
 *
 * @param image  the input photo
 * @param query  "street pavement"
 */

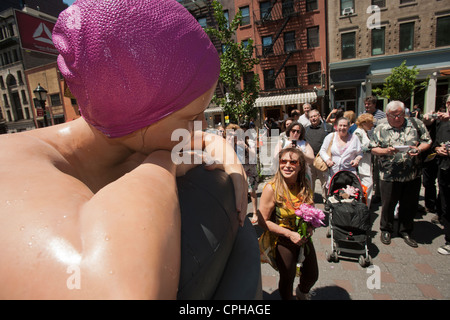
xmin=247 ymin=177 xmax=450 ymax=300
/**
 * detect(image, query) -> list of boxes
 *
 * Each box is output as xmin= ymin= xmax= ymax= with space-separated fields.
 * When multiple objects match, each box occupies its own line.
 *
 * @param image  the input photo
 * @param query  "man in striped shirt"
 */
xmin=365 ymin=96 xmax=386 ymax=126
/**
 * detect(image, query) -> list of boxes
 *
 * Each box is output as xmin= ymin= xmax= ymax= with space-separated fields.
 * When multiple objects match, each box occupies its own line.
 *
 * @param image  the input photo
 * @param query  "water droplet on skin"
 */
xmin=5 ymin=200 xmax=11 ymax=206
xmin=104 ymin=236 xmax=110 ymax=241
xmin=109 ymin=270 xmax=114 ymax=275
xmin=20 ymin=226 xmax=25 ymax=231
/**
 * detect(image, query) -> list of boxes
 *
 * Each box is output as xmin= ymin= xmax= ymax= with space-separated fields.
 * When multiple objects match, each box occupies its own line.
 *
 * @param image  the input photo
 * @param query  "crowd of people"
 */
xmin=213 ymin=94 xmax=450 ymax=300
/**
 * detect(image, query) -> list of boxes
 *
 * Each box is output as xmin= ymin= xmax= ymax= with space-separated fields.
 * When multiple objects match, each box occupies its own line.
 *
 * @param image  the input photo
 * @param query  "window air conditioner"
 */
xmin=342 ymin=7 xmax=354 ymax=15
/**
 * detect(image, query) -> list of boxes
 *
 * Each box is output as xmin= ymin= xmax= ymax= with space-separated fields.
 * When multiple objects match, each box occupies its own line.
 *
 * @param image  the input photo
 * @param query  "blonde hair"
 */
xmin=344 ymin=110 xmax=356 ymax=123
xmin=271 ymin=148 xmax=313 ymax=208
xmin=356 ymin=113 xmax=374 ymax=128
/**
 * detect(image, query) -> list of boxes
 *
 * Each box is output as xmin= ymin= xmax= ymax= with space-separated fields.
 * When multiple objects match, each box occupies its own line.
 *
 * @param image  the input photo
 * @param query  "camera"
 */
xmin=431 ymin=113 xmax=439 ymax=119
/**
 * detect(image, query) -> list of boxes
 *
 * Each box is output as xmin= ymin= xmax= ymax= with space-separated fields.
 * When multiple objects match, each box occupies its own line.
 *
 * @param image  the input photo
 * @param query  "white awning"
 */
xmin=204 ymin=106 xmax=223 ymax=114
xmin=254 ymin=92 xmax=317 ymax=107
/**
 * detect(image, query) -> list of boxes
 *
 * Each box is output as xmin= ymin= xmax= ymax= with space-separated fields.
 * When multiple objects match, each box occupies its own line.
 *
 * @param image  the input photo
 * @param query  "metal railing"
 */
xmin=253 ymin=0 xmax=302 ymax=25
xmin=254 ymin=37 xmax=302 ymax=58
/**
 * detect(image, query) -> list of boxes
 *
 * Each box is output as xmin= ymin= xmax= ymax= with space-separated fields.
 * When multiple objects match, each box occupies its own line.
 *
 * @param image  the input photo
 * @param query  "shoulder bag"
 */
xmin=313 ymin=133 xmax=334 ymax=172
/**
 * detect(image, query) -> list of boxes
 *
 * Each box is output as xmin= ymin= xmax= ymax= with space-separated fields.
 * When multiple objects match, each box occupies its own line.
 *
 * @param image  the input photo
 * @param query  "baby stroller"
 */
xmin=325 ymin=171 xmax=372 ymax=267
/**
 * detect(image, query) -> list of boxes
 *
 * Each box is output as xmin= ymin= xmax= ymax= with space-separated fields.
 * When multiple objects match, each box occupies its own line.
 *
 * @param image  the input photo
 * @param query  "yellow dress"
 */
xmin=259 ymin=182 xmax=305 ymax=270
xmin=267 ymin=182 xmax=303 ymax=231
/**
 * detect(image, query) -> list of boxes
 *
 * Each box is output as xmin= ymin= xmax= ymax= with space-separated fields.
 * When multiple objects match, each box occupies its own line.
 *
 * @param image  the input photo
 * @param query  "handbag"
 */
xmin=258 ymin=230 xmax=278 ymax=271
xmin=313 ymin=133 xmax=334 ymax=172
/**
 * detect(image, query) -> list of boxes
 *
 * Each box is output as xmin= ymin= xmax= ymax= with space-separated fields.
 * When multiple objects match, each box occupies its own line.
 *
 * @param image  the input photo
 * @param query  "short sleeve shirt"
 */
xmin=369 ymin=118 xmax=432 ymax=182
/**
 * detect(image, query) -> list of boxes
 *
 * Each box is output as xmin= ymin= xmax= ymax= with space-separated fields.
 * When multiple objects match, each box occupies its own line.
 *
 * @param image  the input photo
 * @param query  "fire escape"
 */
xmin=254 ymin=0 xmax=302 ymax=96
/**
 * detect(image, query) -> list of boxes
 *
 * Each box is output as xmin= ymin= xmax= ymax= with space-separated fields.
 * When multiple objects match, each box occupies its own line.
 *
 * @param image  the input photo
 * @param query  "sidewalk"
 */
xmin=249 ymin=178 xmax=450 ymax=300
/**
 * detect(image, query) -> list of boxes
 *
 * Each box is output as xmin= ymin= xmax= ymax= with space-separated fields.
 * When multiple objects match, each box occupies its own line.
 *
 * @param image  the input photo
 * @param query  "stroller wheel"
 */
xmin=326 ymin=250 xmax=339 ymax=263
xmin=325 ymin=250 xmax=331 ymax=262
xmin=332 ymin=251 xmax=339 ymax=262
xmin=358 ymin=255 xmax=371 ymax=268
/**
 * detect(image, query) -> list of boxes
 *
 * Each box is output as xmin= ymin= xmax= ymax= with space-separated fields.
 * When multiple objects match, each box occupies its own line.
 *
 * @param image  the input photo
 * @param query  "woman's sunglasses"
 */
xmin=280 ymin=159 xmax=299 ymax=166
xmin=290 ymin=129 xmax=301 ymax=134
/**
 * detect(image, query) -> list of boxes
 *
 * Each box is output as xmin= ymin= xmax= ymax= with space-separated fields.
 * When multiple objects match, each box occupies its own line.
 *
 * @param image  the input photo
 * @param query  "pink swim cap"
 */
xmin=53 ymin=0 xmax=220 ymax=138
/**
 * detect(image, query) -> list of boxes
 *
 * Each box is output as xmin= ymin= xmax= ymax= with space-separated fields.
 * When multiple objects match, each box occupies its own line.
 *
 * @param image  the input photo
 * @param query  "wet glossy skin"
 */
xmin=0 ymin=84 xmax=247 ymax=299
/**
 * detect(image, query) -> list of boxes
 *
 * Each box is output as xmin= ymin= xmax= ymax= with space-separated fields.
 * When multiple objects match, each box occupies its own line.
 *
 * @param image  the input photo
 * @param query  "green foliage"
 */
xmin=372 ymin=60 xmax=429 ymax=103
xmin=205 ymin=0 xmax=260 ymax=125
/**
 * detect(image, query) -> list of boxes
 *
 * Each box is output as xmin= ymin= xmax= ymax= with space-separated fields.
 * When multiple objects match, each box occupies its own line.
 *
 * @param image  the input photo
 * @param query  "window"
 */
xmin=264 ymin=69 xmax=275 ymax=90
xmin=341 ymin=32 xmax=356 ymax=59
xmin=400 ymin=0 xmax=414 ymax=4
xmin=260 ymin=1 xmax=272 ymax=20
xmin=372 ymin=0 xmax=385 ymax=7
xmin=17 ymin=71 xmax=23 ymax=85
xmin=399 ymin=22 xmax=414 ymax=52
xmin=243 ymin=72 xmax=255 ymax=89
xmin=223 ymin=10 xmax=229 ymax=27
xmin=3 ymin=94 xmax=9 ymax=107
xmin=307 ymin=62 xmax=321 ymax=85
xmin=240 ymin=6 xmax=250 ymax=26
xmin=262 ymin=35 xmax=273 ymax=55
xmin=282 ymin=0 xmax=294 ymax=17
xmin=50 ymin=93 xmax=61 ymax=106
xmin=285 ymin=66 xmax=298 ymax=88
xmin=197 ymin=17 xmax=207 ymax=28
xmin=7 ymin=24 xmax=14 ymax=37
xmin=340 ymin=0 xmax=354 ymax=15
xmin=372 ymin=27 xmax=385 ymax=55
xmin=306 ymin=0 xmax=318 ymax=12
xmin=307 ymin=26 xmax=320 ymax=48
xmin=436 ymin=16 xmax=450 ymax=47
xmin=21 ymin=90 xmax=28 ymax=105
xmin=284 ymin=31 xmax=296 ymax=53
xmin=12 ymin=49 xmax=19 ymax=62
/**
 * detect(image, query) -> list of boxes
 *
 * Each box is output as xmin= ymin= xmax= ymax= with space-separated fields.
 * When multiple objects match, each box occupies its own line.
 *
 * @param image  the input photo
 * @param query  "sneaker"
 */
xmin=437 ymin=244 xmax=450 ymax=255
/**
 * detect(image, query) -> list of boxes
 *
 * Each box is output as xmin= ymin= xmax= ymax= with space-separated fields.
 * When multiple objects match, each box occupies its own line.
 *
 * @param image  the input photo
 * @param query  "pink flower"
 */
xmin=295 ymin=204 xmax=325 ymax=228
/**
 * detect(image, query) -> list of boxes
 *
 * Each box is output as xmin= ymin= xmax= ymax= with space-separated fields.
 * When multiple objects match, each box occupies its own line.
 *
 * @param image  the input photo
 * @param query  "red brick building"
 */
xmin=235 ymin=0 xmax=329 ymax=122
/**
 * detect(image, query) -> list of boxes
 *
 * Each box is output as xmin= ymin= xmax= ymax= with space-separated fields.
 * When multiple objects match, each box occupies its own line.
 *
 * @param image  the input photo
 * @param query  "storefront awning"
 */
xmin=204 ymin=106 xmax=223 ymax=114
xmin=254 ymin=92 xmax=317 ymax=107
xmin=440 ymin=68 xmax=450 ymax=76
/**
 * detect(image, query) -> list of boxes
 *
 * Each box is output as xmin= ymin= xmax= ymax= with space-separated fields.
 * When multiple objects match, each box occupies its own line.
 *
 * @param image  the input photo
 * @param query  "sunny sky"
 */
xmin=63 ymin=0 xmax=76 ymax=6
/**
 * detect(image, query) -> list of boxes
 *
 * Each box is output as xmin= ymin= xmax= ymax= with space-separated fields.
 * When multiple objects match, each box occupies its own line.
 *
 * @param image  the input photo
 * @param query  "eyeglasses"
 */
xmin=290 ymin=129 xmax=300 ymax=134
xmin=387 ymin=113 xmax=405 ymax=119
xmin=280 ymin=159 xmax=299 ymax=166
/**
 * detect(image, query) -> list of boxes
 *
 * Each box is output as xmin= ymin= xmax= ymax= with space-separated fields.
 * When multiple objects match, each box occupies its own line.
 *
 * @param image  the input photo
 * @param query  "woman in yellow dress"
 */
xmin=258 ymin=148 xmax=319 ymax=300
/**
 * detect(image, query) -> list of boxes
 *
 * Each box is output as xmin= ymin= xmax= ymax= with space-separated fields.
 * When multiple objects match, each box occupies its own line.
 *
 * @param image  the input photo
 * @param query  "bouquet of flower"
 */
xmin=295 ymin=203 xmax=325 ymax=234
xmin=294 ymin=203 xmax=325 ymax=275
